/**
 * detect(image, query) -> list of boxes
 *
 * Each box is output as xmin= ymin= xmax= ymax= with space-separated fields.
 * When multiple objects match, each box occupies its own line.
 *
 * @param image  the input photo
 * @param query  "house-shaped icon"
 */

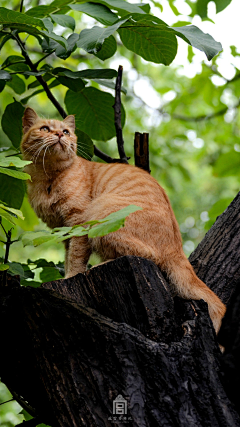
xmin=113 ymin=394 xmax=127 ymax=415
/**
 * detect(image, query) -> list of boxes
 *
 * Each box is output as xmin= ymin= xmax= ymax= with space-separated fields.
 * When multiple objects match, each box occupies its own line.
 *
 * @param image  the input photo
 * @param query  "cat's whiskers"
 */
xmin=32 ymin=142 xmax=50 ymax=164
xmin=42 ymin=145 xmax=50 ymax=177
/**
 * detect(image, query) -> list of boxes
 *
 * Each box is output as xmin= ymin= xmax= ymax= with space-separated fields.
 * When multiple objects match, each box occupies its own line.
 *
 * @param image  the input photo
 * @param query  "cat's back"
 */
xmin=90 ymin=160 xmax=169 ymax=211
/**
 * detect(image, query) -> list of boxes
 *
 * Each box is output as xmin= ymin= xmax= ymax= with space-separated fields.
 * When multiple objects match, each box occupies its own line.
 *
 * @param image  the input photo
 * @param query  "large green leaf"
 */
xmin=118 ymin=16 xmax=177 ymax=65
xmin=77 ymin=17 xmax=128 ymax=54
xmin=51 ymin=13 xmax=75 ymax=31
xmin=0 ymin=175 xmax=25 ymax=209
xmin=88 ymin=205 xmax=142 ymax=237
xmin=0 ymin=7 xmax=47 ymax=29
xmin=1 ymin=100 xmax=25 ymax=148
xmin=75 ymin=129 xmax=94 ymax=160
xmin=172 ymin=25 xmax=222 ymax=60
xmin=65 ymin=87 xmax=125 ymax=141
xmin=52 ymin=67 xmax=117 ymax=79
xmin=70 ymin=3 xmax=118 ymax=25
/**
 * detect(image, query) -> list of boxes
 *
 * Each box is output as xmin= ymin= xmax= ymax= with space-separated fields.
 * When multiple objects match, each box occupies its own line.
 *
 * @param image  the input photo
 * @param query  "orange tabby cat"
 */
xmin=21 ymin=107 xmax=226 ymax=334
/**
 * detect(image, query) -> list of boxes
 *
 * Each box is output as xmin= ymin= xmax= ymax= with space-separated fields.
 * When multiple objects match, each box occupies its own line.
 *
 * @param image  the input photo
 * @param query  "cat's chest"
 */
xmin=28 ymin=180 xmax=68 ymax=227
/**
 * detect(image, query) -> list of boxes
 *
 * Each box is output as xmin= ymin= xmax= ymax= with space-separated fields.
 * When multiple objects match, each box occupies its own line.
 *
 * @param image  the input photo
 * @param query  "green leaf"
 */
xmin=25 ymin=5 xmax=59 ymax=18
xmin=0 ymin=7 xmax=47 ymax=29
xmin=6 ymin=74 xmax=25 ymax=94
xmin=40 ymin=266 xmax=64 ymax=282
xmin=21 ymin=230 xmax=57 ymax=247
xmin=52 ymin=67 xmax=117 ymax=79
xmin=118 ymin=15 xmax=177 ymax=65
xmin=1 ymin=100 xmax=25 ymax=148
xmin=41 ymin=31 xmax=68 ymax=49
xmin=51 ymin=14 xmax=75 ymax=31
xmin=0 ymin=204 xmax=24 ymax=220
xmin=90 ymin=0 xmax=146 ymax=15
xmin=55 ymin=33 xmax=79 ymax=59
xmin=0 ymin=208 xmax=16 ymax=225
xmin=77 ymin=17 xmax=128 ymax=54
xmin=88 ymin=205 xmax=142 ymax=237
xmin=171 ymin=25 xmax=222 ymax=60
xmin=0 ymin=152 xmax=32 ymax=169
xmin=95 ymin=35 xmax=117 ymax=61
xmin=208 ymin=198 xmax=233 ymax=223
xmin=0 ymin=264 xmax=9 ymax=271
xmin=1 ymin=55 xmax=25 ymax=68
xmin=0 ymin=167 xmax=31 ymax=180
xmin=0 ymin=80 xmax=6 ymax=92
xmin=65 ymin=87 xmax=125 ymax=141
xmin=75 ymin=129 xmax=94 ymax=160
xmin=0 ymin=70 xmax=12 ymax=81
xmin=8 ymin=262 xmax=25 ymax=277
xmin=0 ymin=34 xmax=12 ymax=50
xmin=56 ymin=76 xmax=85 ymax=92
xmin=42 ymin=17 xmax=54 ymax=32
xmin=0 ymin=175 xmax=25 ymax=209
xmin=70 ymin=3 xmax=118 ymax=25
xmin=196 ymin=0 xmax=232 ymax=19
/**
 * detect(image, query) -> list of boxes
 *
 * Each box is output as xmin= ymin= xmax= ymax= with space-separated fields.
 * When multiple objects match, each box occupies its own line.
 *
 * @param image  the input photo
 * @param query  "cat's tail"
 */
xmin=159 ymin=253 xmax=226 ymax=334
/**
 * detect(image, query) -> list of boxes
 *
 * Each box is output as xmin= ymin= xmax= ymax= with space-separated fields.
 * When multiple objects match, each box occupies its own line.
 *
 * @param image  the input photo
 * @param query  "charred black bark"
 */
xmin=1 ymin=193 xmax=240 ymax=426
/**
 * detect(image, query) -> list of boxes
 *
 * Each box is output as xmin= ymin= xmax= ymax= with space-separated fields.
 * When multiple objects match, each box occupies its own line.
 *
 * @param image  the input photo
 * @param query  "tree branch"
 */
xmin=113 ymin=65 xmax=129 ymax=164
xmin=12 ymin=33 xmax=67 ymax=119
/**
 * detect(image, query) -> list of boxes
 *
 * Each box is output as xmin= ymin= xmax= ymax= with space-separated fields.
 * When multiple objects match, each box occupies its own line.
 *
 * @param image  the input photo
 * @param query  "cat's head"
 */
xmin=21 ymin=107 xmax=77 ymax=164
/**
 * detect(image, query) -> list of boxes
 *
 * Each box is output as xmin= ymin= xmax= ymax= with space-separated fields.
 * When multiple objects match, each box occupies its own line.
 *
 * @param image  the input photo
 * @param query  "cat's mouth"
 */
xmin=52 ymin=140 xmax=65 ymax=150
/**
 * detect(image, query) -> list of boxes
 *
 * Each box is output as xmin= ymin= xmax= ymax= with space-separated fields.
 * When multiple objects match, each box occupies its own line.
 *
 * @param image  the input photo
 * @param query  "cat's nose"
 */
xmin=55 ymin=131 xmax=63 ymax=138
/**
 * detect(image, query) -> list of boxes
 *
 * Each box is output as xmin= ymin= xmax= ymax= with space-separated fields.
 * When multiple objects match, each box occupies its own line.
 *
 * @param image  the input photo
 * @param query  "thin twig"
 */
xmin=19 ymin=0 xmax=24 ymax=13
xmin=34 ymin=51 xmax=54 ymax=68
xmin=114 ymin=65 xmax=129 ymax=164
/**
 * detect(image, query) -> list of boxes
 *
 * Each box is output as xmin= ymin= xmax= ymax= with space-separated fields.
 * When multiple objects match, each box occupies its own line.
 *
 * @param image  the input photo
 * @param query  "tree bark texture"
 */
xmin=1 ymin=192 xmax=240 ymax=426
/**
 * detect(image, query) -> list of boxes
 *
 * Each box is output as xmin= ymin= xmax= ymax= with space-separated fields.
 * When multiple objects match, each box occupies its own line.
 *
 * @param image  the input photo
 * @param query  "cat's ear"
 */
xmin=63 ymin=115 xmax=75 ymax=130
xmin=22 ymin=107 xmax=38 ymax=134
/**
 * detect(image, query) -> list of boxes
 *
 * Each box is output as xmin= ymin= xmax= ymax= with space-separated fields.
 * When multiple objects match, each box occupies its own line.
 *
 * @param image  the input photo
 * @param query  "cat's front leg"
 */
xmin=65 ymin=235 xmax=91 ymax=278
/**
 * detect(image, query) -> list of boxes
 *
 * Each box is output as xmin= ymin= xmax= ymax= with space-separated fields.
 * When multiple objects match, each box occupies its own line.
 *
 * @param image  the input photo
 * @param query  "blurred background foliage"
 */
xmin=0 ymin=0 xmax=239 ymax=425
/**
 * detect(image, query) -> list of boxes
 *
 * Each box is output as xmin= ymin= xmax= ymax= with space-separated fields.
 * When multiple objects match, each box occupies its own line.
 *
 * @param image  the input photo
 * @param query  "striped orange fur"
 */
xmin=21 ymin=107 xmax=226 ymax=334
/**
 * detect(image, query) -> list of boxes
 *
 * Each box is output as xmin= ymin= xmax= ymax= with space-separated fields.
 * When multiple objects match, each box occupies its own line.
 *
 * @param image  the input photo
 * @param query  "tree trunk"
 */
xmin=1 ymin=193 xmax=240 ymax=427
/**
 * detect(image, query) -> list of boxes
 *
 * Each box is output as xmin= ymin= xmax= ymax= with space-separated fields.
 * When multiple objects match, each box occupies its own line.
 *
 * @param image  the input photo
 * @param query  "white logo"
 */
xmin=108 ymin=394 xmax=132 ymax=424
xmin=113 ymin=395 xmax=127 ymax=415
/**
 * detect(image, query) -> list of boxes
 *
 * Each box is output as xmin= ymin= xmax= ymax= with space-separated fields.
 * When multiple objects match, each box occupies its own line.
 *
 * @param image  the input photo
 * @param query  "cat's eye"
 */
xmin=63 ymin=129 xmax=70 ymax=135
xmin=40 ymin=126 xmax=50 ymax=132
